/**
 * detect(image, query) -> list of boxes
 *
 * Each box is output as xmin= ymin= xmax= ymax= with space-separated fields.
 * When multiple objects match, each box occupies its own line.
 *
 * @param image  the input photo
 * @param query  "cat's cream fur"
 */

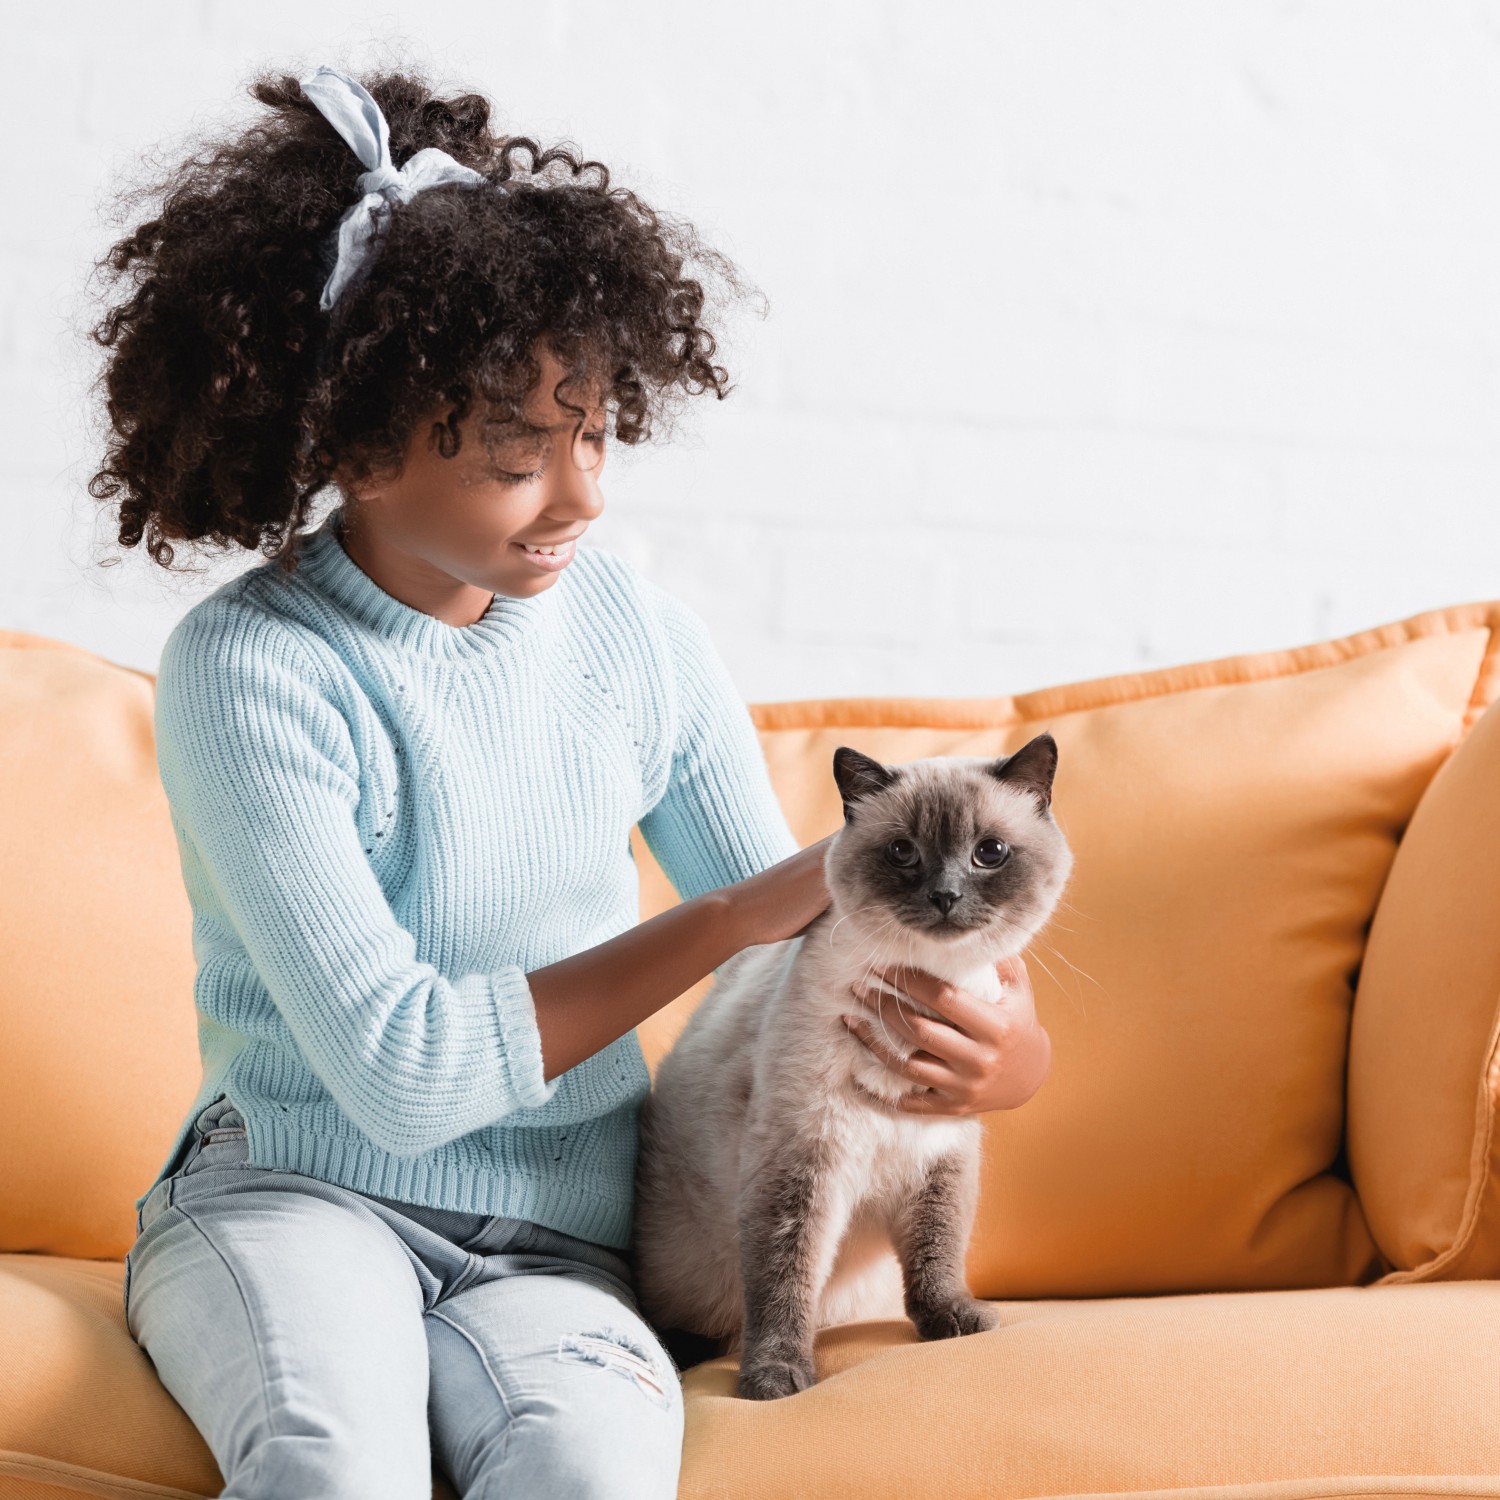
xmin=632 ymin=736 xmax=1073 ymax=1400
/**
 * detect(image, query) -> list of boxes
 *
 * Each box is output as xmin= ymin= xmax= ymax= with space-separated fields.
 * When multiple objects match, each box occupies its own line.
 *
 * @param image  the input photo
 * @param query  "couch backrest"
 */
xmin=0 ymin=633 xmax=201 ymax=1260
xmin=4 ymin=605 xmax=1498 ymax=1286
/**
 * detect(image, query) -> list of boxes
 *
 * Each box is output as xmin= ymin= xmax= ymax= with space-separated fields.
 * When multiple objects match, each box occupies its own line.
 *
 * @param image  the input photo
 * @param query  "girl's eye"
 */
xmin=973 ymin=838 xmax=1010 ymax=868
xmin=495 ymin=432 xmax=606 ymax=486
xmin=886 ymin=838 xmax=919 ymax=868
xmin=491 ymin=446 xmax=547 ymax=484
xmin=496 ymin=465 xmax=546 ymax=486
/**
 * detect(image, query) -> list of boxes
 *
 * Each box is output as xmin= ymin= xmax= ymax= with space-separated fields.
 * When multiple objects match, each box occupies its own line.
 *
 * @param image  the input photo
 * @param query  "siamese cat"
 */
xmin=632 ymin=734 xmax=1072 ymax=1401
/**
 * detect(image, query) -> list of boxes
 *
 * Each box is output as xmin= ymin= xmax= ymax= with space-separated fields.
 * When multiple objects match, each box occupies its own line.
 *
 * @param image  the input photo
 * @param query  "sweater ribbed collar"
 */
xmin=294 ymin=506 xmax=562 ymax=662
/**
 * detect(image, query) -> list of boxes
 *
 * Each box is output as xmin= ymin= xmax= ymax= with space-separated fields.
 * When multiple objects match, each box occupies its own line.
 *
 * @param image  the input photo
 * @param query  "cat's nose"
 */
xmin=929 ymin=889 xmax=961 ymax=915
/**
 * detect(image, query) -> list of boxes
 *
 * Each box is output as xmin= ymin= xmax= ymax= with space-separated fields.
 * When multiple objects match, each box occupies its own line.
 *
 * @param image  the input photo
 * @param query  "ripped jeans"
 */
xmin=124 ymin=1096 xmax=683 ymax=1499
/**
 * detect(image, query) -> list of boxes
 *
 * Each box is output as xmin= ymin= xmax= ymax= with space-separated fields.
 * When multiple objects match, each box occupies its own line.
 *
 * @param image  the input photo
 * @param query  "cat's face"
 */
xmin=824 ymin=734 xmax=1073 ymax=957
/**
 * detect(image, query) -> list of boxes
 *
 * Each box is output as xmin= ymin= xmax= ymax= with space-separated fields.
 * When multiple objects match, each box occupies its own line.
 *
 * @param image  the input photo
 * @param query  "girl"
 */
xmin=90 ymin=60 xmax=1051 ymax=1499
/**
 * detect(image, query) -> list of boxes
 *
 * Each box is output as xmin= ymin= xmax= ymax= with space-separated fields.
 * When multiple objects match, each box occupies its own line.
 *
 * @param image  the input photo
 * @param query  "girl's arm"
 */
xmin=528 ymin=835 xmax=832 ymax=1079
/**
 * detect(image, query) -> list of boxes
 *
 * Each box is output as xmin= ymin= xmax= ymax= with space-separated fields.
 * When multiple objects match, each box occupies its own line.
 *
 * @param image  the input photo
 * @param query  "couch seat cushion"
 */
xmin=678 ymin=1280 xmax=1500 ymax=1499
xmin=3 ymin=1252 xmax=1495 ymax=1500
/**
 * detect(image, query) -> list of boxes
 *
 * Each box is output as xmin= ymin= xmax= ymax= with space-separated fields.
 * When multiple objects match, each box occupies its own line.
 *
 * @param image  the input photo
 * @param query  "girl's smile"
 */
xmin=511 ymin=536 xmax=581 ymax=572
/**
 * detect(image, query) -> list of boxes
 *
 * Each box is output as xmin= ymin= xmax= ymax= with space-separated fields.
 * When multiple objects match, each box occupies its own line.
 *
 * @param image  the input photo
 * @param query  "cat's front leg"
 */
xmin=891 ymin=1143 xmax=1002 ymax=1342
xmin=736 ymin=1147 xmax=847 ymax=1401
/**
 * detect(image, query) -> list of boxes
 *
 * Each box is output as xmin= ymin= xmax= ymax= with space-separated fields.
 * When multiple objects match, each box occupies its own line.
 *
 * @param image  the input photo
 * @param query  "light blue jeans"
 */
xmin=124 ymin=1095 xmax=684 ymax=1499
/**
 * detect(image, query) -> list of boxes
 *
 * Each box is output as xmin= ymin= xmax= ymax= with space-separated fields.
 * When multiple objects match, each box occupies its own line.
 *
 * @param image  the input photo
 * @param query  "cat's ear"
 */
xmin=832 ymin=746 xmax=898 ymax=820
xmin=988 ymin=732 xmax=1059 ymax=812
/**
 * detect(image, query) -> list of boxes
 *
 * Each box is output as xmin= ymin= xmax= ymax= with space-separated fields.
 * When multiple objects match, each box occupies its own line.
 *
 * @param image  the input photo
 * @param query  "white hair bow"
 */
xmin=300 ymin=64 xmax=491 ymax=312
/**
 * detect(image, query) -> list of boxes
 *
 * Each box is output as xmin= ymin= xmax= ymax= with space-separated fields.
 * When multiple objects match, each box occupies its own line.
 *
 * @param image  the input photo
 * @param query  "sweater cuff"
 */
xmin=494 ymin=969 xmax=560 ymax=1110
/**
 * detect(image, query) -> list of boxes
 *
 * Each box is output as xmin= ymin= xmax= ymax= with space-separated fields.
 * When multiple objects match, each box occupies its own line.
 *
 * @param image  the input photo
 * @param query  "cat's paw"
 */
xmin=911 ymin=1296 xmax=1002 ymax=1341
xmin=737 ymin=1356 xmax=816 ymax=1401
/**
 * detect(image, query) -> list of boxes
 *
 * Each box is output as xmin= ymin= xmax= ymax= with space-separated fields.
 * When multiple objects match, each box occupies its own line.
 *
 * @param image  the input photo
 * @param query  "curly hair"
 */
xmin=85 ymin=61 xmax=758 ymax=573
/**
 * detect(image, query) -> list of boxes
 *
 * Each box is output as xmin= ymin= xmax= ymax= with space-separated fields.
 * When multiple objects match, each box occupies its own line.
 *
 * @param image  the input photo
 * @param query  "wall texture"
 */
xmin=5 ymin=0 xmax=1499 ymax=701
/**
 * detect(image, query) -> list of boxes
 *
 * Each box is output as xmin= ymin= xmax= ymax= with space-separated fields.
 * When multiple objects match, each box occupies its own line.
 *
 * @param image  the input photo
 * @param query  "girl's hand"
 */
xmin=724 ymin=834 xmax=837 ymax=948
xmin=840 ymin=955 xmax=1051 ymax=1115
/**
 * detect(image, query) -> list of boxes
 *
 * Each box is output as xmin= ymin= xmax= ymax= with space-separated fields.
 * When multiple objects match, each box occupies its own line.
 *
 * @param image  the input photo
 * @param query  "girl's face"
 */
xmin=337 ymin=342 xmax=608 ymax=627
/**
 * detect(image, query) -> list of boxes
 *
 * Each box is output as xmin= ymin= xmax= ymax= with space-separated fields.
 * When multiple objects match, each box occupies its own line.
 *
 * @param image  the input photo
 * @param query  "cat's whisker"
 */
xmin=1037 ymin=917 xmax=1079 ymax=935
xmin=1022 ymin=944 xmax=1069 ymax=1000
xmin=1053 ymin=897 xmax=1096 ymax=924
xmin=825 ymin=902 xmax=887 ymax=949
xmin=888 ymin=927 xmax=927 ymax=1054
xmin=1032 ymin=937 xmax=1104 ymax=995
xmin=850 ymin=918 xmax=911 ymax=1012
xmin=845 ymin=916 xmax=924 ymax=1059
xmin=1026 ymin=940 xmax=1102 ymax=1023
xmin=1023 ymin=946 xmax=1092 ymax=1024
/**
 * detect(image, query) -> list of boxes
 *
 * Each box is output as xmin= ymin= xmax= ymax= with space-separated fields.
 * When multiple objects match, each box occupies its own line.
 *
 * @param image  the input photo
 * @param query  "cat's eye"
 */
xmin=973 ymin=838 xmax=1010 ymax=868
xmin=885 ymin=838 xmax=919 ymax=868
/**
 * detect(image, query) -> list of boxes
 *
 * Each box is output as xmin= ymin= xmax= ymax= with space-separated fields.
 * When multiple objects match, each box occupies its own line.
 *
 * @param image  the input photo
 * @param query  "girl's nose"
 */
xmin=553 ymin=450 xmax=606 ymax=520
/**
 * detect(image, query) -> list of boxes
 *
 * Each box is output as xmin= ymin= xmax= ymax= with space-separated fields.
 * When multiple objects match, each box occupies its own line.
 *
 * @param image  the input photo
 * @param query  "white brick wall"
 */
xmin=6 ymin=1 xmax=1500 ymax=702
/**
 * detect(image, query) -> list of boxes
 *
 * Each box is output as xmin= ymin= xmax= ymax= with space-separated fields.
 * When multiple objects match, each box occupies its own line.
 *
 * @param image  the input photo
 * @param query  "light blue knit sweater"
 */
xmin=139 ymin=504 xmax=801 ymax=1249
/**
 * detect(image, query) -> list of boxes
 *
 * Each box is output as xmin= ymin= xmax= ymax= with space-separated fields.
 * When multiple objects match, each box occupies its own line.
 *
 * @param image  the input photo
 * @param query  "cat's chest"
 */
xmin=836 ymin=1098 xmax=976 ymax=1183
xmin=728 ymin=943 xmax=978 ymax=1167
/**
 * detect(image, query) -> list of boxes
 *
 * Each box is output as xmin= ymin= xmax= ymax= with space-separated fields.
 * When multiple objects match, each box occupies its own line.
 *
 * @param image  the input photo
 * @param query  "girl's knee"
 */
xmin=440 ymin=1324 xmax=683 ymax=1499
xmin=548 ymin=1331 xmax=684 ymax=1496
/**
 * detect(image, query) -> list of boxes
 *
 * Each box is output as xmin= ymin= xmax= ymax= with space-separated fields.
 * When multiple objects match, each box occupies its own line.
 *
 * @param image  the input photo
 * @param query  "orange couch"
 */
xmin=3 ymin=602 xmax=1500 ymax=1500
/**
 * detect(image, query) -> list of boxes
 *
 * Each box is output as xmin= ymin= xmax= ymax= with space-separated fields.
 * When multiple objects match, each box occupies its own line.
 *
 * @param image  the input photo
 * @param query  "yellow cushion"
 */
xmin=634 ymin=604 xmax=1500 ymax=1296
xmin=0 ymin=633 xmax=201 ymax=1262
xmin=1349 ymin=692 xmax=1500 ymax=1282
xmin=674 ymin=1279 xmax=1500 ymax=1498
xmin=4 ymin=1251 xmax=1495 ymax=1500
